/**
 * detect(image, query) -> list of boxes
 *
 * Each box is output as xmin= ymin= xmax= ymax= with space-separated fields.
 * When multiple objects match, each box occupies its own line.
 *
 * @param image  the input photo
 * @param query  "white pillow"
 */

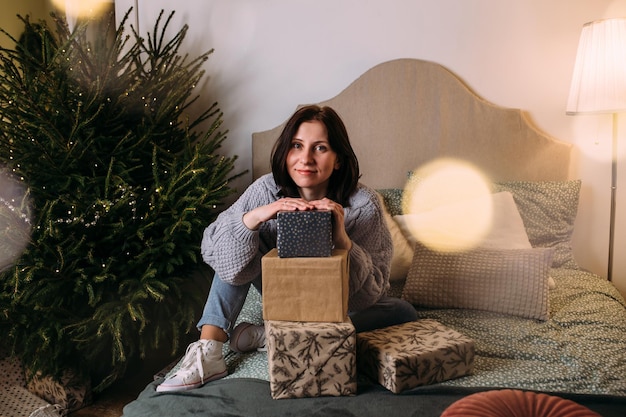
xmin=394 ymin=191 xmax=531 ymax=251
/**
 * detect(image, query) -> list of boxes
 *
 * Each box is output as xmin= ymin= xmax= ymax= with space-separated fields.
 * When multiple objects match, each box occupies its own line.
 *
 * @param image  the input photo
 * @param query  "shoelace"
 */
xmin=194 ymin=343 xmax=206 ymax=385
xmin=178 ymin=341 xmax=208 ymax=385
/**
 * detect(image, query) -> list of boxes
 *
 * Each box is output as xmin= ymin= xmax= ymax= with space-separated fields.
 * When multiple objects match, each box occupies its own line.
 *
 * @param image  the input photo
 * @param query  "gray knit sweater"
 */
xmin=200 ymin=174 xmax=392 ymax=312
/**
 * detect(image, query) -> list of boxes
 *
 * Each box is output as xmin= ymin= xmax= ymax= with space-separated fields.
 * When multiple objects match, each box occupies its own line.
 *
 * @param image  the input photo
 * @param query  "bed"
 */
xmin=122 ymin=59 xmax=626 ymax=416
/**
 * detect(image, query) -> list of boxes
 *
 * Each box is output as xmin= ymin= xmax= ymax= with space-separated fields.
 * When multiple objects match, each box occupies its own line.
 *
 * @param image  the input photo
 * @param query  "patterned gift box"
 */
xmin=276 ymin=210 xmax=332 ymax=258
xmin=0 ymin=385 xmax=62 ymax=417
xmin=262 ymin=249 xmax=349 ymax=322
xmin=1 ymin=346 xmax=89 ymax=416
xmin=266 ymin=319 xmax=357 ymax=399
xmin=356 ymin=319 xmax=475 ymax=393
xmin=26 ymin=370 xmax=92 ymax=415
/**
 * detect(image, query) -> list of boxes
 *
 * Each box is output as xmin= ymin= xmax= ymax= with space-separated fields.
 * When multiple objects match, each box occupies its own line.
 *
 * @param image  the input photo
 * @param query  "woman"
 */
xmin=157 ymin=105 xmax=417 ymax=392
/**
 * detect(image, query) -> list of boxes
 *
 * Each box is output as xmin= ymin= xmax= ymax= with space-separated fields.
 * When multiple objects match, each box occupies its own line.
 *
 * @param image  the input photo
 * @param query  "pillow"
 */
xmin=401 ymin=244 xmax=553 ymax=320
xmin=377 ymin=192 xmax=413 ymax=281
xmin=377 ymin=188 xmax=404 ymax=216
xmin=494 ymin=181 xmax=581 ymax=269
xmin=441 ymin=389 xmax=602 ymax=417
xmin=380 ymin=189 xmax=555 ymax=287
xmin=393 ymin=191 xmax=531 ymax=252
xmin=381 ymin=179 xmax=582 ymax=269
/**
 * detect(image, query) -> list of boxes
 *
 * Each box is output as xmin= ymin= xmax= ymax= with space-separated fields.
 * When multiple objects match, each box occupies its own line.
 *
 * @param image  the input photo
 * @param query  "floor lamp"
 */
xmin=566 ymin=18 xmax=626 ymax=282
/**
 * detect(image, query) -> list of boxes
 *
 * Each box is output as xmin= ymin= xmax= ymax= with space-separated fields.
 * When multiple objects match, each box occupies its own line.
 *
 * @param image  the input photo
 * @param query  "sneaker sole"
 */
xmin=155 ymin=369 xmax=228 ymax=393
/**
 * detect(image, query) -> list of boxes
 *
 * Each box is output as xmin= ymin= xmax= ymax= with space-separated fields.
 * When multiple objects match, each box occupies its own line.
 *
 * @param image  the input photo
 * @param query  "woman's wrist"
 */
xmin=335 ymin=236 xmax=352 ymax=251
xmin=242 ymin=210 xmax=262 ymax=231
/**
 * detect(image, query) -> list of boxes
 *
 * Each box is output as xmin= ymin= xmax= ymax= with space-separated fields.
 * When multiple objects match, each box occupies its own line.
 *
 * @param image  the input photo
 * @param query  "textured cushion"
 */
xmin=377 ymin=192 xmax=413 ymax=281
xmin=493 ymin=181 xmax=581 ymax=269
xmin=402 ymin=244 xmax=553 ymax=320
xmin=393 ymin=191 xmax=531 ymax=252
xmin=441 ymin=389 xmax=601 ymax=417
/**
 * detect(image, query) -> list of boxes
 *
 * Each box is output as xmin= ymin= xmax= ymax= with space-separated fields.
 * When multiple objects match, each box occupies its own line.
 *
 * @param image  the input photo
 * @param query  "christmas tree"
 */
xmin=0 ymin=9 xmax=243 ymax=391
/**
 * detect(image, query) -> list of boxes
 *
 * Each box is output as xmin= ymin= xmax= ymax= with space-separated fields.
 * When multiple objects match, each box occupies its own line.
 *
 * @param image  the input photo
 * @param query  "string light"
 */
xmin=0 ymin=196 xmax=31 ymax=224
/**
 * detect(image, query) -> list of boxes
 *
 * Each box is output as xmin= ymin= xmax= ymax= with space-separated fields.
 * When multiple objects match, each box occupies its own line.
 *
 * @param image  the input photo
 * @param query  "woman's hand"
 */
xmin=310 ymin=198 xmax=352 ymax=251
xmin=242 ymin=198 xmax=314 ymax=231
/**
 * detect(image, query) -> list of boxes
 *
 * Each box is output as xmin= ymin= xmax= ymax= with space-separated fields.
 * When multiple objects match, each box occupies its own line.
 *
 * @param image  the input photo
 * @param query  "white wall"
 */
xmin=115 ymin=0 xmax=626 ymax=297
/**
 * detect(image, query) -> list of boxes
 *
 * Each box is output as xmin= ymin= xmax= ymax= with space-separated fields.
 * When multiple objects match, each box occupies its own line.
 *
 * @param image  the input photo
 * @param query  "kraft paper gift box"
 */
xmin=276 ymin=210 xmax=332 ymax=257
xmin=262 ymin=248 xmax=348 ymax=322
xmin=356 ymin=319 xmax=475 ymax=393
xmin=266 ymin=319 xmax=357 ymax=399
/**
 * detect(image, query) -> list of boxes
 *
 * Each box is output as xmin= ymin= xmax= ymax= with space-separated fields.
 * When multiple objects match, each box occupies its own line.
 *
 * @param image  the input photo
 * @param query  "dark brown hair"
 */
xmin=271 ymin=105 xmax=360 ymax=205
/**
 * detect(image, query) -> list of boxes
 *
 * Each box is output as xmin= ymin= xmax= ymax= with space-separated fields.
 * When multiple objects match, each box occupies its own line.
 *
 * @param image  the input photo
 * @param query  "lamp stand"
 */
xmin=608 ymin=113 xmax=618 ymax=282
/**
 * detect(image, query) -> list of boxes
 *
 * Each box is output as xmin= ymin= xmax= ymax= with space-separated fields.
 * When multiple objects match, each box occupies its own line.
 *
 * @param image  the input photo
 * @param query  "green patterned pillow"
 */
xmin=376 ymin=188 xmax=404 ymax=216
xmin=493 ymin=181 xmax=581 ymax=269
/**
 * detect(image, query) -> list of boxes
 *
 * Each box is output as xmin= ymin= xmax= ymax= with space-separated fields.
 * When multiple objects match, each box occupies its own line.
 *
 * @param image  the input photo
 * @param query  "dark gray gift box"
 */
xmin=276 ymin=210 xmax=332 ymax=258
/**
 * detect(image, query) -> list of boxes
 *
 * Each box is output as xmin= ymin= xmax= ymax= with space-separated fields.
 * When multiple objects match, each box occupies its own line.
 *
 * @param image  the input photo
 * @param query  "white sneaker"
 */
xmin=156 ymin=339 xmax=227 ymax=392
xmin=230 ymin=322 xmax=266 ymax=353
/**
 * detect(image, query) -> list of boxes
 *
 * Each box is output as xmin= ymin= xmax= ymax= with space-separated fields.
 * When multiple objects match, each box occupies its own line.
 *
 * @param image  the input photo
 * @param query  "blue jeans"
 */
xmin=197 ymin=273 xmax=417 ymax=335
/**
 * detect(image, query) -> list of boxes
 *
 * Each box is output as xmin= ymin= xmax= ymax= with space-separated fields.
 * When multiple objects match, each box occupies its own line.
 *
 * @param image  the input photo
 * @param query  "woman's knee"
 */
xmin=395 ymin=298 xmax=418 ymax=322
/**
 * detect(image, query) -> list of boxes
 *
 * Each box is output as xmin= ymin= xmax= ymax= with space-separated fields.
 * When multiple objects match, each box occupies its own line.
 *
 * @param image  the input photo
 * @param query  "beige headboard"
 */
xmin=252 ymin=58 xmax=571 ymax=189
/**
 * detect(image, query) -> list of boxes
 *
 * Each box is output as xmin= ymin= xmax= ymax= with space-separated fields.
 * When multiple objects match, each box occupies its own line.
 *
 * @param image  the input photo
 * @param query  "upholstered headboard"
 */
xmin=252 ymin=58 xmax=571 ymax=189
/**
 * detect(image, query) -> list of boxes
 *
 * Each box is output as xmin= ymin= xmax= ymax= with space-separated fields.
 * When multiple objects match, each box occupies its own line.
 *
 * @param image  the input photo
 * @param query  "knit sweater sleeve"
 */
xmin=200 ymin=175 xmax=279 ymax=285
xmin=344 ymin=185 xmax=392 ymax=311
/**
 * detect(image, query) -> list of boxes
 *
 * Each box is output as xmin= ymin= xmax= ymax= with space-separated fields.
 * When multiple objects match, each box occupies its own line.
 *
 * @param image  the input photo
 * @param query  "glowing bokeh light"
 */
xmin=401 ymin=158 xmax=493 ymax=252
xmin=51 ymin=0 xmax=111 ymax=19
xmin=0 ymin=169 xmax=31 ymax=272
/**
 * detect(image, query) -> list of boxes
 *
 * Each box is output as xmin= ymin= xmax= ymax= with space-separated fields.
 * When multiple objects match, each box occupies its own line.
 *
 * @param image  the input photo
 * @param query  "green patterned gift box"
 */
xmin=356 ymin=319 xmax=475 ymax=393
xmin=266 ymin=319 xmax=356 ymax=399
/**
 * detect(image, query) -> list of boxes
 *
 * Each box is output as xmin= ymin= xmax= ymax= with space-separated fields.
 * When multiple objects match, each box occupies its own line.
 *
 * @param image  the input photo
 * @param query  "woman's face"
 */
xmin=286 ymin=120 xmax=340 ymax=201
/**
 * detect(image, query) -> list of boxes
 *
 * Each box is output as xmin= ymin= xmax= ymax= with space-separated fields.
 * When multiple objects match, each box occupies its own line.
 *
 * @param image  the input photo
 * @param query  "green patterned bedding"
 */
xmin=412 ymin=269 xmax=626 ymax=395
xmin=216 ymin=267 xmax=626 ymax=396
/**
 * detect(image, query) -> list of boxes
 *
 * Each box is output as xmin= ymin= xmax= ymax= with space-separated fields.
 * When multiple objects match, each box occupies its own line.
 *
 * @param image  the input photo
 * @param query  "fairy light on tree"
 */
xmin=0 ymin=9 xmax=243 ymax=392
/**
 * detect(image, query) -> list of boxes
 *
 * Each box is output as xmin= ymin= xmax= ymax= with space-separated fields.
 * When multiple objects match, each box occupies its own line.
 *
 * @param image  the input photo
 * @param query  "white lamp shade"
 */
xmin=566 ymin=18 xmax=626 ymax=115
